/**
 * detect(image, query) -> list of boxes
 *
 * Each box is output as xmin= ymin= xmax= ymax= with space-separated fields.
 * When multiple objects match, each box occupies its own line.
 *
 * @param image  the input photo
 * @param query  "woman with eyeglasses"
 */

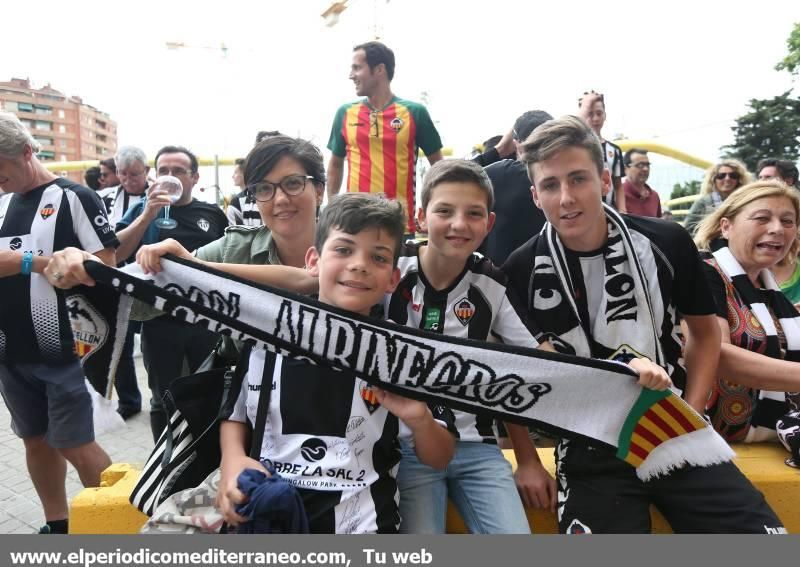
xmin=136 ymin=135 xmax=324 ymax=279
xmin=693 ymin=181 xmax=800 ymax=467
xmin=683 ymin=159 xmax=751 ymax=236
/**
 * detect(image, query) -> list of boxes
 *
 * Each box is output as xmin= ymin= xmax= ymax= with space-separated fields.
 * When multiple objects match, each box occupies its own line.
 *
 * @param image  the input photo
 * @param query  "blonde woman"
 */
xmin=684 ymin=159 xmax=751 ymax=236
xmin=694 ymin=181 xmax=800 ymax=466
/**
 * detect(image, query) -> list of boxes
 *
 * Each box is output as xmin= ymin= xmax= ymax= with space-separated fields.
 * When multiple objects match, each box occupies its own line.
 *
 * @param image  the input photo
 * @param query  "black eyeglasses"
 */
xmin=247 ymin=175 xmax=314 ymax=202
xmin=715 ymin=172 xmax=740 ymax=181
xmin=157 ymin=167 xmax=193 ymax=177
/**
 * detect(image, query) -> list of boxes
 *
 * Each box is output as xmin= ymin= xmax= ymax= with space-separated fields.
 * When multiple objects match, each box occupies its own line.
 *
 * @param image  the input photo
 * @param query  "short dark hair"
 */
xmin=243 ymin=135 xmax=326 ymax=189
xmin=99 ymin=157 xmax=116 ymax=172
xmin=234 ymin=157 xmax=245 ymax=168
xmin=255 ymin=130 xmax=283 ymax=145
xmin=519 ymin=115 xmax=605 ymax=179
xmin=315 ymin=193 xmax=405 ymax=267
xmin=624 ymin=148 xmax=648 ymax=167
xmin=420 ymin=159 xmax=494 ymax=210
xmin=577 ymin=91 xmax=605 ymax=109
xmin=154 ymin=145 xmax=199 ymax=173
xmin=354 ymin=41 xmax=395 ymax=81
xmin=757 ymin=157 xmax=799 ymax=185
xmin=482 ymin=135 xmax=502 ymax=152
xmin=84 ymin=166 xmax=101 ymax=190
xmin=513 ymin=110 xmax=554 ymax=142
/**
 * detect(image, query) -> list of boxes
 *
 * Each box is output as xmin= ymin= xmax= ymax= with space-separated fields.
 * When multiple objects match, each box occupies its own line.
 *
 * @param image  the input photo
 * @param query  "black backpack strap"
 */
xmin=217 ymin=342 xmax=253 ymax=420
xmin=161 ymin=343 xmax=254 ymax=470
xmin=249 ymin=351 xmax=276 ymax=459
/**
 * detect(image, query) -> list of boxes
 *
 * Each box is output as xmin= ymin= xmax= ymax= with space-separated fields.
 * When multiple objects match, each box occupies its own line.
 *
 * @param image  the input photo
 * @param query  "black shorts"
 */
xmin=555 ymin=439 xmax=784 ymax=534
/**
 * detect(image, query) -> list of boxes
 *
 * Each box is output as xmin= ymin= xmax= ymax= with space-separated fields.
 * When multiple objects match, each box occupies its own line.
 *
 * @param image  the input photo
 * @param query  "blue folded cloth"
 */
xmin=234 ymin=465 xmax=309 ymax=534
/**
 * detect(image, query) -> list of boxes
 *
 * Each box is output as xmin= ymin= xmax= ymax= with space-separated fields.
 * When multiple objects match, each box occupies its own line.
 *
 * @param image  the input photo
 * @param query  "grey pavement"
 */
xmin=0 ymin=342 xmax=154 ymax=533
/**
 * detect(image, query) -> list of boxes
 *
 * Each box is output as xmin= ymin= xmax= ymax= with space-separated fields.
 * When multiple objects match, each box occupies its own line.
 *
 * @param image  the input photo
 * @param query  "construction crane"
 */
xmin=321 ymin=0 xmax=389 ymax=40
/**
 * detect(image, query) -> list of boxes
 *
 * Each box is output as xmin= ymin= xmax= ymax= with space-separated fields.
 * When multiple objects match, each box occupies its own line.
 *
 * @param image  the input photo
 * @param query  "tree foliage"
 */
xmin=670 ymin=180 xmax=700 ymax=201
xmin=775 ymin=22 xmax=800 ymax=76
xmin=721 ymin=91 xmax=800 ymax=172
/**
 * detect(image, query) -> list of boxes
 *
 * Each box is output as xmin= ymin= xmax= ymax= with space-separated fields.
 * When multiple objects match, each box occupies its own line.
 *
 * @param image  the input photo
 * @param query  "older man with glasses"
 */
xmin=105 ymin=147 xmax=150 ymax=244
xmin=623 ymin=148 xmax=662 ymax=218
xmin=114 ymin=145 xmax=228 ymax=439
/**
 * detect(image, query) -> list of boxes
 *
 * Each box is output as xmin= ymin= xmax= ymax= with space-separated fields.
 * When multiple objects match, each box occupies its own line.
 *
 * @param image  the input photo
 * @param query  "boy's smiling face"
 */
xmin=417 ymin=181 xmax=495 ymax=265
xmin=305 ymin=227 xmax=400 ymax=316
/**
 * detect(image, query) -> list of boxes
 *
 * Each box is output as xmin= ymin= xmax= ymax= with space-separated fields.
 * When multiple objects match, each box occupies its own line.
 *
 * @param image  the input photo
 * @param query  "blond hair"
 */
xmin=694 ymin=181 xmax=800 ymax=262
xmin=700 ymin=159 xmax=752 ymax=196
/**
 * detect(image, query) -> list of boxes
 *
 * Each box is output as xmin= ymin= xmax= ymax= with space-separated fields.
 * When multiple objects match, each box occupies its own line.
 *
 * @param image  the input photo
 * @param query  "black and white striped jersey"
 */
xmin=385 ymin=242 xmax=540 ymax=442
xmin=0 ymin=179 xmax=118 ymax=364
xmin=227 ymin=348 xmax=455 ymax=533
xmin=226 ymin=190 xmax=262 ymax=227
xmin=96 ymin=185 xmax=117 ymax=214
xmin=602 ymin=140 xmax=625 ymax=207
xmin=602 ymin=140 xmax=624 ymax=179
xmin=107 ymin=185 xmax=146 ymax=228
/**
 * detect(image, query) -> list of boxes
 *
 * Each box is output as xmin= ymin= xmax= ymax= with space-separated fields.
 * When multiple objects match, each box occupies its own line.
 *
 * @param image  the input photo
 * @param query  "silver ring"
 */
xmin=52 ymin=271 xmax=64 ymax=282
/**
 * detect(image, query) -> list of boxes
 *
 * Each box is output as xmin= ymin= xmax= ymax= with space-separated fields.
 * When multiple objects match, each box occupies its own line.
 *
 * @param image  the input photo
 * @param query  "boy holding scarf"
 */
xmin=502 ymin=115 xmax=783 ymax=533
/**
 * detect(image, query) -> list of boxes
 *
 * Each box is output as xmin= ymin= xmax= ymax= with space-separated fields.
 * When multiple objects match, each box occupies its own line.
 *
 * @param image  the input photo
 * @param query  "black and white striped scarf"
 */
xmin=710 ymin=239 xmax=800 ymax=441
xmin=529 ymin=204 xmax=666 ymax=366
xmin=81 ymin=255 xmax=734 ymax=479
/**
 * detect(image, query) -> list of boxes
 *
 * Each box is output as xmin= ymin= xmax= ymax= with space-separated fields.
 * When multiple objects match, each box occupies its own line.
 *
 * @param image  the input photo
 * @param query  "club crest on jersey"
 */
xmin=567 ymin=519 xmax=592 ymax=534
xmin=609 ymin=344 xmax=646 ymax=364
xmin=390 ymin=117 xmax=404 ymax=132
xmin=453 ymin=297 xmax=476 ymax=326
xmin=9 ymin=237 xmax=22 ymax=250
xmin=40 ymin=204 xmax=55 ymax=220
xmin=65 ymin=294 xmax=109 ymax=358
xmin=197 ymin=218 xmax=210 ymax=232
xmin=361 ymin=384 xmax=381 ymax=414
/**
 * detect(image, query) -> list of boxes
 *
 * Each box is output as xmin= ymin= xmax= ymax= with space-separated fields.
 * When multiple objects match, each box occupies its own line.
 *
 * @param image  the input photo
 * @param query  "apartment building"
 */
xmin=0 ymin=78 xmax=117 ymax=183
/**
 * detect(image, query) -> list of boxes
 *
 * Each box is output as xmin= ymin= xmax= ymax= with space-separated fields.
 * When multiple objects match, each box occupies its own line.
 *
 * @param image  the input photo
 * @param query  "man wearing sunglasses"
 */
xmin=115 ymin=145 xmax=228 ymax=439
xmin=623 ymin=149 xmax=662 ymax=218
xmin=92 ymin=158 xmax=119 ymax=215
xmin=327 ymin=41 xmax=443 ymax=235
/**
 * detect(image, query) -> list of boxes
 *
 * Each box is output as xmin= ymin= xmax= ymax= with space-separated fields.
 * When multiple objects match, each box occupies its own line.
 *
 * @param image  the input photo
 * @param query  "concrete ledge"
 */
xmin=71 ymin=444 xmax=799 ymax=534
xmin=69 ymin=463 xmax=148 ymax=534
xmin=446 ymin=444 xmax=800 ymax=533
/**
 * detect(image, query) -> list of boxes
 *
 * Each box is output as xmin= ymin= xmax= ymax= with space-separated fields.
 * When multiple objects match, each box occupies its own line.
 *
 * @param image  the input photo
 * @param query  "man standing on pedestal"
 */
xmin=327 ymin=41 xmax=443 ymax=235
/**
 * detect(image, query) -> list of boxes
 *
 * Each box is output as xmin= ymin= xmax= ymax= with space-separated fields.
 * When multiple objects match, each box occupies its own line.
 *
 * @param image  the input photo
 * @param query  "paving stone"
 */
xmin=0 ymin=359 xmax=153 ymax=533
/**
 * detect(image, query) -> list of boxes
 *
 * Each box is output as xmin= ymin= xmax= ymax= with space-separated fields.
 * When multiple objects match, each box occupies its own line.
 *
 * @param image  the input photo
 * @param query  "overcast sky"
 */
xmin=3 ymin=0 xmax=798 ymax=196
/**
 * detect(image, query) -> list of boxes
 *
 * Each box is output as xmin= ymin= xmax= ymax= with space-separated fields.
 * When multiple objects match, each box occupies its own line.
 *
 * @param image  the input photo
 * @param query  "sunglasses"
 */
xmin=715 ymin=172 xmax=740 ymax=181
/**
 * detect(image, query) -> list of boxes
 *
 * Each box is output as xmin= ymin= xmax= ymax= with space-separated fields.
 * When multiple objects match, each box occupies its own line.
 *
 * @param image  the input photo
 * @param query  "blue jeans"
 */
xmin=397 ymin=440 xmax=530 ymax=534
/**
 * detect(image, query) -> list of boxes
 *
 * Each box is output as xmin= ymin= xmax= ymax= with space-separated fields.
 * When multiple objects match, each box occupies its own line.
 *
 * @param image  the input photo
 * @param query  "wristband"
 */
xmin=20 ymin=251 xmax=34 ymax=276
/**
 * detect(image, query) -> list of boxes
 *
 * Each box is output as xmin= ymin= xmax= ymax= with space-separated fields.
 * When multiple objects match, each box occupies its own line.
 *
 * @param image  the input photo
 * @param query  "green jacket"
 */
xmin=195 ymin=225 xmax=281 ymax=265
